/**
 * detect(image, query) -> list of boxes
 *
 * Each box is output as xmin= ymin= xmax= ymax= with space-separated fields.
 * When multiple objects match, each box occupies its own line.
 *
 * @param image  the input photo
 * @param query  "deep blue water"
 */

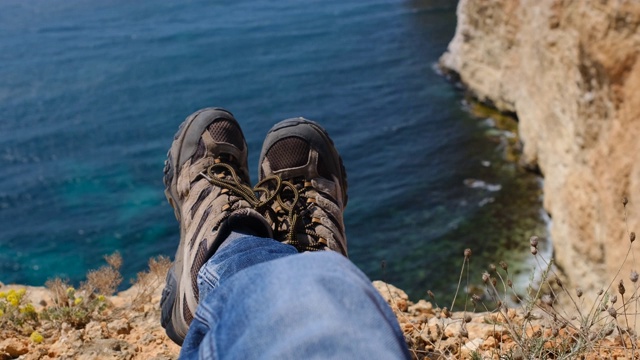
xmin=0 ymin=0 xmax=547 ymax=301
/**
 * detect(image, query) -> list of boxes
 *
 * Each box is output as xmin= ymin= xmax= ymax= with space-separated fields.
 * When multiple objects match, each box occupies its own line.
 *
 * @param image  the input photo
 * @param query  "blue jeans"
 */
xmin=179 ymin=232 xmax=410 ymax=359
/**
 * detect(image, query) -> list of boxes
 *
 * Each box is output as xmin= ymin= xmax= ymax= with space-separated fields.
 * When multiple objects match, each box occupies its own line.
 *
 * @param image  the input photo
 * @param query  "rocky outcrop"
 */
xmin=440 ymin=0 xmax=640 ymax=297
xmin=0 ymin=283 xmax=180 ymax=360
xmin=2 ymin=280 xmax=634 ymax=359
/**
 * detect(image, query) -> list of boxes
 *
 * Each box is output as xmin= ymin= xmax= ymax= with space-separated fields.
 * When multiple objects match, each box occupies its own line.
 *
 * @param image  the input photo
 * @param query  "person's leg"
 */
xmin=161 ymin=110 xmax=409 ymax=358
xmin=179 ymin=117 xmax=409 ymax=359
xmin=160 ymin=108 xmax=272 ymax=344
xmin=181 ymin=242 xmax=409 ymax=359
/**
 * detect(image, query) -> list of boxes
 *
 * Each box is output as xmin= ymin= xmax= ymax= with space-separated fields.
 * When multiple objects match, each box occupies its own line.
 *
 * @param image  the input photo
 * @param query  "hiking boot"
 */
xmin=255 ymin=117 xmax=348 ymax=256
xmin=161 ymin=107 xmax=271 ymax=345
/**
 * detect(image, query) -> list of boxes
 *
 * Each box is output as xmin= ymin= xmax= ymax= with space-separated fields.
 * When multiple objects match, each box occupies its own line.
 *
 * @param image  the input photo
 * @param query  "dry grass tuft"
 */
xmin=83 ymin=252 xmax=123 ymax=296
xmin=45 ymin=277 xmax=70 ymax=306
xmin=130 ymin=256 xmax=172 ymax=311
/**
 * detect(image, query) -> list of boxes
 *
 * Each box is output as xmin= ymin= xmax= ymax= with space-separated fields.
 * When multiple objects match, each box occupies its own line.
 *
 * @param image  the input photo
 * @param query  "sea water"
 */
xmin=0 ymin=0 xmax=548 ymax=301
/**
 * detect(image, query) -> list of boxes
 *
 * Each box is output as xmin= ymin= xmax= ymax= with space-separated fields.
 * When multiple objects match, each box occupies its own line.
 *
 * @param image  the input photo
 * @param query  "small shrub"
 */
xmin=0 ymin=288 xmax=39 ymax=331
xmin=40 ymin=253 xmax=122 ymax=329
xmin=39 ymin=285 xmax=109 ymax=328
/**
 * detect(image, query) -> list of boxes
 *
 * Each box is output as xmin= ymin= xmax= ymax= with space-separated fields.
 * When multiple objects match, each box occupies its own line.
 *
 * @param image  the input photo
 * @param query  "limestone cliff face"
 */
xmin=441 ymin=0 xmax=640 ymax=292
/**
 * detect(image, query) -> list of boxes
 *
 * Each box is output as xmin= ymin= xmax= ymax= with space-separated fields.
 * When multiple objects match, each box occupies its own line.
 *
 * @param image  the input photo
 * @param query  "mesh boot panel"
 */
xmin=183 ymin=295 xmax=193 ymax=324
xmin=265 ymin=137 xmax=310 ymax=170
xmin=208 ymin=121 xmax=245 ymax=150
xmin=193 ymin=121 xmax=246 ymax=161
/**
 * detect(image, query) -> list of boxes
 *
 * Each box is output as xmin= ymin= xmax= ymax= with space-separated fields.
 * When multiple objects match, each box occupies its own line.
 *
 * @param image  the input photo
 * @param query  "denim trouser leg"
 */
xmin=179 ymin=232 xmax=410 ymax=359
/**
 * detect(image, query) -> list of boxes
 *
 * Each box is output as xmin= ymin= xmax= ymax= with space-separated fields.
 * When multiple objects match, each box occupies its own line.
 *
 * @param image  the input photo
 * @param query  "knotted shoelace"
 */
xmin=200 ymin=160 xmax=326 ymax=251
xmin=254 ymin=176 xmax=327 ymax=251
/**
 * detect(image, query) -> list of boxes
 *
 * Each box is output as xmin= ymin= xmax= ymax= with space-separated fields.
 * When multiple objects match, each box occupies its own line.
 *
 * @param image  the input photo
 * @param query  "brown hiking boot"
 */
xmin=161 ymin=108 xmax=270 ymax=345
xmin=255 ymin=117 xmax=348 ymax=255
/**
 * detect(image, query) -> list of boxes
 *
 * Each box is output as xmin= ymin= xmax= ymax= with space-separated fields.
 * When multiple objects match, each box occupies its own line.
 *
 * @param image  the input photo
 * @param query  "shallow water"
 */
xmin=0 ymin=0 xmax=548 ymax=301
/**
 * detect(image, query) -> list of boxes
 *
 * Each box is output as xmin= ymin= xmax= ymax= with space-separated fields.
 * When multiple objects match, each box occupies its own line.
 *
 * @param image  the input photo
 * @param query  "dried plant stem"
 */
xmin=451 ymin=256 xmax=468 ymax=310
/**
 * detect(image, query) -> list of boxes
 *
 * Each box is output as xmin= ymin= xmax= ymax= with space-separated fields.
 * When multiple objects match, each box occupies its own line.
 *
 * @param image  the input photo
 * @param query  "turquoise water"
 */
xmin=0 ymin=0 xmax=547 ymax=300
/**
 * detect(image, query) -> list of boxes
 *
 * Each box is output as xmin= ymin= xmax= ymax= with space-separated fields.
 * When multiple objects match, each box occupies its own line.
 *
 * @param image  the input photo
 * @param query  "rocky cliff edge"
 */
xmin=440 ymin=0 xmax=640 ymax=299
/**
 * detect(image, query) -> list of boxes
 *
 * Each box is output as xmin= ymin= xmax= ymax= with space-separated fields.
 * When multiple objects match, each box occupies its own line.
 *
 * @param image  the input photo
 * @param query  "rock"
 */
xmin=443 ymin=324 xmax=458 ymax=339
xmin=373 ymin=281 xmax=408 ymax=302
xmin=408 ymin=299 xmax=434 ymax=316
xmin=108 ymin=318 xmax=132 ymax=335
xmin=84 ymin=321 xmax=105 ymax=340
xmin=141 ymin=332 xmax=156 ymax=345
xmin=461 ymin=338 xmax=483 ymax=357
xmin=421 ymin=323 xmax=440 ymax=343
xmin=440 ymin=0 xmax=640 ymax=309
xmin=465 ymin=320 xmax=507 ymax=340
xmin=482 ymin=335 xmax=497 ymax=349
xmin=0 ymin=338 xmax=28 ymax=357
xmin=373 ymin=281 xmax=410 ymax=312
xmin=439 ymin=337 xmax=461 ymax=355
xmin=149 ymin=356 xmax=176 ymax=360
xmin=74 ymin=339 xmax=135 ymax=360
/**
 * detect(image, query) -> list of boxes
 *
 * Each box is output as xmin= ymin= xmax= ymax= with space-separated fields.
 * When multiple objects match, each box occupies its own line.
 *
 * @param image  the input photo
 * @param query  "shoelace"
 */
xmin=254 ymin=176 xmax=327 ymax=251
xmin=199 ymin=159 xmax=327 ymax=251
xmin=198 ymin=159 xmax=263 ymax=229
